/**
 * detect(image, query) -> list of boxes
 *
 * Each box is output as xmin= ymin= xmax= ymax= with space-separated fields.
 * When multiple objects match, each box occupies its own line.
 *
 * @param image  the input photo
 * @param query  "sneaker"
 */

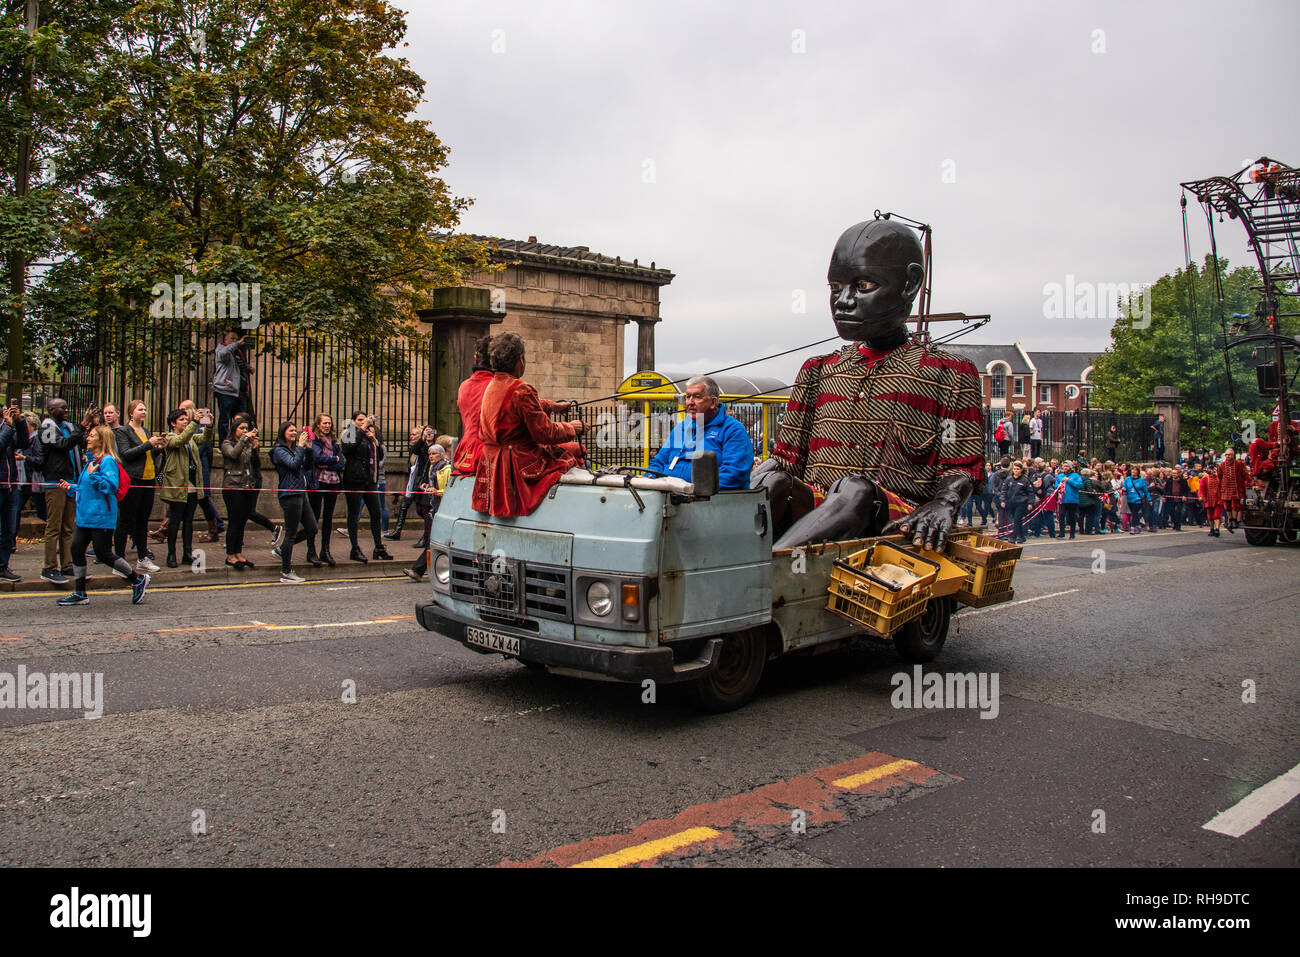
xmin=0 ymin=567 xmax=19 ymax=583
xmin=270 ymin=524 xmax=284 ymax=548
xmin=280 ymin=571 xmax=305 ymax=583
xmin=271 ymin=545 xmax=281 ymax=559
xmin=41 ymin=567 xmax=69 ymax=585
xmin=131 ymin=573 xmax=150 ymax=605
xmin=137 ymin=557 xmax=161 ymax=573
xmin=57 ymin=592 xmax=89 ymax=606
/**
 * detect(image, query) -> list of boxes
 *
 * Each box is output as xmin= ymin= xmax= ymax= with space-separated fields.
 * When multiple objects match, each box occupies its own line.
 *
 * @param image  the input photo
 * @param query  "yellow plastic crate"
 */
xmin=945 ymin=532 xmax=1021 ymax=605
xmin=826 ymin=543 xmax=939 ymax=636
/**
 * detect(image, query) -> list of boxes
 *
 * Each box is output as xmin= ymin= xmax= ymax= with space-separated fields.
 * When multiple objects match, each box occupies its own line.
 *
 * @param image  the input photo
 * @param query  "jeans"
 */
xmin=308 ymin=487 xmax=340 ymax=553
xmin=1059 ymin=502 xmax=1080 ymax=537
xmin=216 ymin=392 xmax=240 ymax=444
xmin=199 ymin=445 xmax=220 ymax=525
xmin=222 ymin=487 xmax=257 ymax=555
xmin=166 ymin=493 xmax=199 ymax=558
xmin=115 ymin=481 xmax=156 ymax=560
xmin=343 ymin=481 xmax=383 ymax=551
xmin=278 ymin=493 xmax=319 ymax=572
xmin=0 ymin=487 xmax=21 ymax=568
xmin=1008 ymin=502 xmax=1028 ymax=541
xmin=959 ymin=496 xmax=974 ymax=524
xmin=378 ymin=476 xmax=390 ymax=533
xmin=43 ymin=486 xmax=77 ymax=570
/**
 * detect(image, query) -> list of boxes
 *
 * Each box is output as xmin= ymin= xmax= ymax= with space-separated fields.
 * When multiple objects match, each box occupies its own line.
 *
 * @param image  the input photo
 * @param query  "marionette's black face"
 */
xmin=827 ymin=220 xmax=925 ymax=345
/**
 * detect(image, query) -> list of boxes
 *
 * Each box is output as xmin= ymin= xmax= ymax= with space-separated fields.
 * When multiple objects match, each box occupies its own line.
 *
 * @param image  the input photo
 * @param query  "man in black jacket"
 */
xmin=39 ymin=399 xmax=93 ymax=584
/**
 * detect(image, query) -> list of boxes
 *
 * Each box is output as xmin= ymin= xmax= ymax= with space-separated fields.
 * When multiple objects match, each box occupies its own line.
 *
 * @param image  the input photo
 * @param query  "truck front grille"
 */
xmin=449 ymin=550 xmax=571 ymax=622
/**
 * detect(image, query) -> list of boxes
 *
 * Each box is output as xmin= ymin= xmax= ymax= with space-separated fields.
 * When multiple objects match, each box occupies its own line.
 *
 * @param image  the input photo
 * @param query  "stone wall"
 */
xmin=465 ymin=265 xmax=662 ymax=403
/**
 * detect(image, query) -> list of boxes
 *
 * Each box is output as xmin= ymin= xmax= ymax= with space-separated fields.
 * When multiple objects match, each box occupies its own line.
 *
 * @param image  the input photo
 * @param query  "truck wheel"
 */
xmin=894 ymin=597 xmax=952 ymax=663
xmin=692 ymin=629 xmax=767 ymax=712
xmin=1245 ymin=528 xmax=1277 ymax=547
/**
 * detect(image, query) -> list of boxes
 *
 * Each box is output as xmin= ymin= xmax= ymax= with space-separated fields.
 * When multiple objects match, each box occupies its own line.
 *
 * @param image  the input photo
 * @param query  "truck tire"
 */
xmin=692 ymin=628 xmax=767 ymax=712
xmin=1245 ymin=528 xmax=1277 ymax=547
xmin=893 ymin=597 xmax=952 ymax=663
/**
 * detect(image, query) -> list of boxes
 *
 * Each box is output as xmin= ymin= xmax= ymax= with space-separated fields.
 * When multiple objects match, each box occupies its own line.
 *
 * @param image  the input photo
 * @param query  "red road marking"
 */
xmin=502 ymin=750 xmax=951 ymax=868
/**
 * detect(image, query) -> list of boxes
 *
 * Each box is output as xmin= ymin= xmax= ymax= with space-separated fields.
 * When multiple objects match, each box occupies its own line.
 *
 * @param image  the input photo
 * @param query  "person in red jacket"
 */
xmin=472 ymin=334 xmax=586 ymax=517
xmin=1216 ymin=448 xmax=1248 ymax=532
xmin=1199 ymin=469 xmax=1222 ymax=538
xmin=454 ymin=335 xmax=574 ymax=477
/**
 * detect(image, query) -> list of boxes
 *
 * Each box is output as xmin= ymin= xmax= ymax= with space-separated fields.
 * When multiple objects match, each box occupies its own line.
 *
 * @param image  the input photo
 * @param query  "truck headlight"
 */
xmin=586 ymin=581 xmax=613 ymax=617
xmin=433 ymin=552 xmax=450 ymax=585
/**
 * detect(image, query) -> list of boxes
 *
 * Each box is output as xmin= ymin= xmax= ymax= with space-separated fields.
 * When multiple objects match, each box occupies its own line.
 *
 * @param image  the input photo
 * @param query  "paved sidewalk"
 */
xmin=3 ymin=521 xmax=426 ymax=593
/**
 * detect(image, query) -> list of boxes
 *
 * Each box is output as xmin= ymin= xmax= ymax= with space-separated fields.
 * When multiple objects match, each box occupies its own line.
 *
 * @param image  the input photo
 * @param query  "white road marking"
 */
xmin=953 ymin=589 xmax=1079 ymax=617
xmin=1202 ymin=763 xmax=1300 ymax=838
xmin=326 ymin=586 xmax=362 ymax=591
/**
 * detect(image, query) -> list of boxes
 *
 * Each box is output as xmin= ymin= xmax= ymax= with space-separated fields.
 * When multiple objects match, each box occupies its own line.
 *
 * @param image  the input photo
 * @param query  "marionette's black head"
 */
xmin=828 ymin=219 xmax=925 ymax=348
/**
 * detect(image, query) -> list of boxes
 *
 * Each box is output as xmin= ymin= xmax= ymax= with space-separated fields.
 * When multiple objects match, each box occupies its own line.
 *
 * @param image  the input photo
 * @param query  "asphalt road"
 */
xmin=0 ymin=528 xmax=1295 ymax=868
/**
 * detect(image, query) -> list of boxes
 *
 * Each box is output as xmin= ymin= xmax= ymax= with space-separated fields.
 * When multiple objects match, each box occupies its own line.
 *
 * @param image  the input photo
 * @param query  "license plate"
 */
xmin=466 ymin=626 xmax=521 ymax=657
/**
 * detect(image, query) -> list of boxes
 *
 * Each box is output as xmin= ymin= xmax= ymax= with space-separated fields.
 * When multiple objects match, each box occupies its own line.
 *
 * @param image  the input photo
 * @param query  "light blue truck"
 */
xmin=416 ymin=455 xmax=954 ymax=711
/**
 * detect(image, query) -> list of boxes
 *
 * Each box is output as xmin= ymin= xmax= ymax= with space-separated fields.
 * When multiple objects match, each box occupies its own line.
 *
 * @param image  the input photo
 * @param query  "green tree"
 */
xmin=18 ymin=0 xmax=491 ymax=387
xmin=1090 ymin=255 xmax=1293 ymax=449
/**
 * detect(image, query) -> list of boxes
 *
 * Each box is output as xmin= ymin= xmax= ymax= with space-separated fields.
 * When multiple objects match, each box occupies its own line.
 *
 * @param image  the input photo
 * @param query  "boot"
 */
xmin=319 ymin=547 xmax=336 ymax=568
xmin=384 ymin=497 xmax=414 ymax=540
xmin=305 ymin=546 xmax=323 ymax=568
xmin=349 ymin=547 xmax=368 ymax=563
xmin=373 ymin=546 xmax=394 ymax=561
xmin=412 ymin=533 xmax=428 ymax=550
xmin=149 ymin=517 xmax=170 ymax=542
xmin=201 ymin=517 xmax=221 ymax=543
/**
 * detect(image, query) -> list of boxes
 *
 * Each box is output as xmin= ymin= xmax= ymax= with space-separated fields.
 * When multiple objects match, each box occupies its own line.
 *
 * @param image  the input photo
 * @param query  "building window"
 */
xmin=1065 ymin=385 xmax=1080 ymax=400
xmin=1013 ymin=377 xmax=1024 ymax=396
xmin=991 ymin=376 xmax=1006 ymax=399
xmin=1041 ymin=385 xmax=1051 ymax=403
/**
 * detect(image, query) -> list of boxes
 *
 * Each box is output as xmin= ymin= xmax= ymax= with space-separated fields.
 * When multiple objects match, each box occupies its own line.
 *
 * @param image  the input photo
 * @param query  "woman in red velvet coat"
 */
xmin=472 ymin=334 xmax=586 ymax=517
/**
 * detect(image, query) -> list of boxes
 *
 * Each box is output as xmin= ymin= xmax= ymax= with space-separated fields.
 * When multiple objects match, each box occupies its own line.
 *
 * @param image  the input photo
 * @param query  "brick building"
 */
xmin=945 ymin=342 xmax=1097 ymax=413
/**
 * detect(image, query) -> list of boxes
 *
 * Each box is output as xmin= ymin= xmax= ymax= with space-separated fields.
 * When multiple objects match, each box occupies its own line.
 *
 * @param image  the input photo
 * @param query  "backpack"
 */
xmin=116 ymin=464 xmax=131 ymax=502
xmin=995 ymin=424 xmax=1006 ymax=442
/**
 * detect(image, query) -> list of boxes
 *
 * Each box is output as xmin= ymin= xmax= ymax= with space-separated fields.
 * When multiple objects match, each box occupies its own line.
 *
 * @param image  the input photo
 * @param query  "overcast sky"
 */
xmin=406 ymin=0 xmax=1300 ymax=386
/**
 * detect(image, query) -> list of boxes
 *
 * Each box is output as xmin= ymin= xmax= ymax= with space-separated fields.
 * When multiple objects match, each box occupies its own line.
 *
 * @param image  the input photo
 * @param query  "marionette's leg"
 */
xmin=754 ymin=461 xmax=815 ymax=540
xmin=772 ymin=475 xmax=885 ymax=550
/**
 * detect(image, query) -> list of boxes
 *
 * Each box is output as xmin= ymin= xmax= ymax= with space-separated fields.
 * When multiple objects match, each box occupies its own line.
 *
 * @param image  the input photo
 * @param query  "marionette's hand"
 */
xmin=882 ymin=472 xmax=973 ymax=551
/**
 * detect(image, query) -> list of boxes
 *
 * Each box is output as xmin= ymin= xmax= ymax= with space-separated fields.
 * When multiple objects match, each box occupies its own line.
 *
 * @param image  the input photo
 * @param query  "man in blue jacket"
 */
xmin=646 ymin=376 xmax=754 ymax=490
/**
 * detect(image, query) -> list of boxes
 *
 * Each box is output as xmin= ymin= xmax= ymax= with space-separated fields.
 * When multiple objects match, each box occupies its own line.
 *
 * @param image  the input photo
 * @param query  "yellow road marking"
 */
xmin=831 ymin=759 xmax=919 ymax=790
xmin=153 ymin=615 xmax=414 ymax=635
xmin=569 ymin=827 xmax=722 ymax=868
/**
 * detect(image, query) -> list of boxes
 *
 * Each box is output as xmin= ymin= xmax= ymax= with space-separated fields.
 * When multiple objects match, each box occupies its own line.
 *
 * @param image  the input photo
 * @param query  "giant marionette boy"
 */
xmin=754 ymin=217 xmax=986 ymax=549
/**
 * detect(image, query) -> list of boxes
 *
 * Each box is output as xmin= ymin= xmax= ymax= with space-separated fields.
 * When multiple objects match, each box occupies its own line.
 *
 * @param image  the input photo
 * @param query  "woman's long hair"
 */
xmin=312 ymin=411 xmax=334 ymax=439
xmin=90 ymin=425 xmax=122 ymax=464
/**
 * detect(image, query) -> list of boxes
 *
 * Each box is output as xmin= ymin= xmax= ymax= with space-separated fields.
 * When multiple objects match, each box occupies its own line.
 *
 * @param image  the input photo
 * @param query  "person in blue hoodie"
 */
xmin=1054 ymin=460 xmax=1084 ymax=539
xmin=55 ymin=426 xmax=149 ymax=606
xmin=646 ymin=376 xmax=754 ymax=490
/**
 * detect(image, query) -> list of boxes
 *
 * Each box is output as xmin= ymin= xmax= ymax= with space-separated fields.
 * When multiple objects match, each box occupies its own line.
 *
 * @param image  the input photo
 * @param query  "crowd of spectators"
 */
xmin=961 ymin=448 xmax=1254 ymax=543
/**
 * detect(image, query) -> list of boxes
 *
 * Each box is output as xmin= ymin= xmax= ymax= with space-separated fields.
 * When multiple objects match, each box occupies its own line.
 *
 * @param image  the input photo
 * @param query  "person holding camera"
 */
xmin=0 ymin=404 xmax=30 ymax=582
xmin=339 ymin=410 xmax=393 ymax=563
xmin=271 ymin=422 xmax=318 ymax=582
xmin=221 ymin=414 xmax=265 ymax=570
xmin=214 ymin=330 xmax=249 ymax=444
xmin=38 ymin=398 xmax=94 ymax=584
xmin=112 ymin=399 xmax=165 ymax=573
xmin=159 ymin=405 xmax=213 ymax=567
